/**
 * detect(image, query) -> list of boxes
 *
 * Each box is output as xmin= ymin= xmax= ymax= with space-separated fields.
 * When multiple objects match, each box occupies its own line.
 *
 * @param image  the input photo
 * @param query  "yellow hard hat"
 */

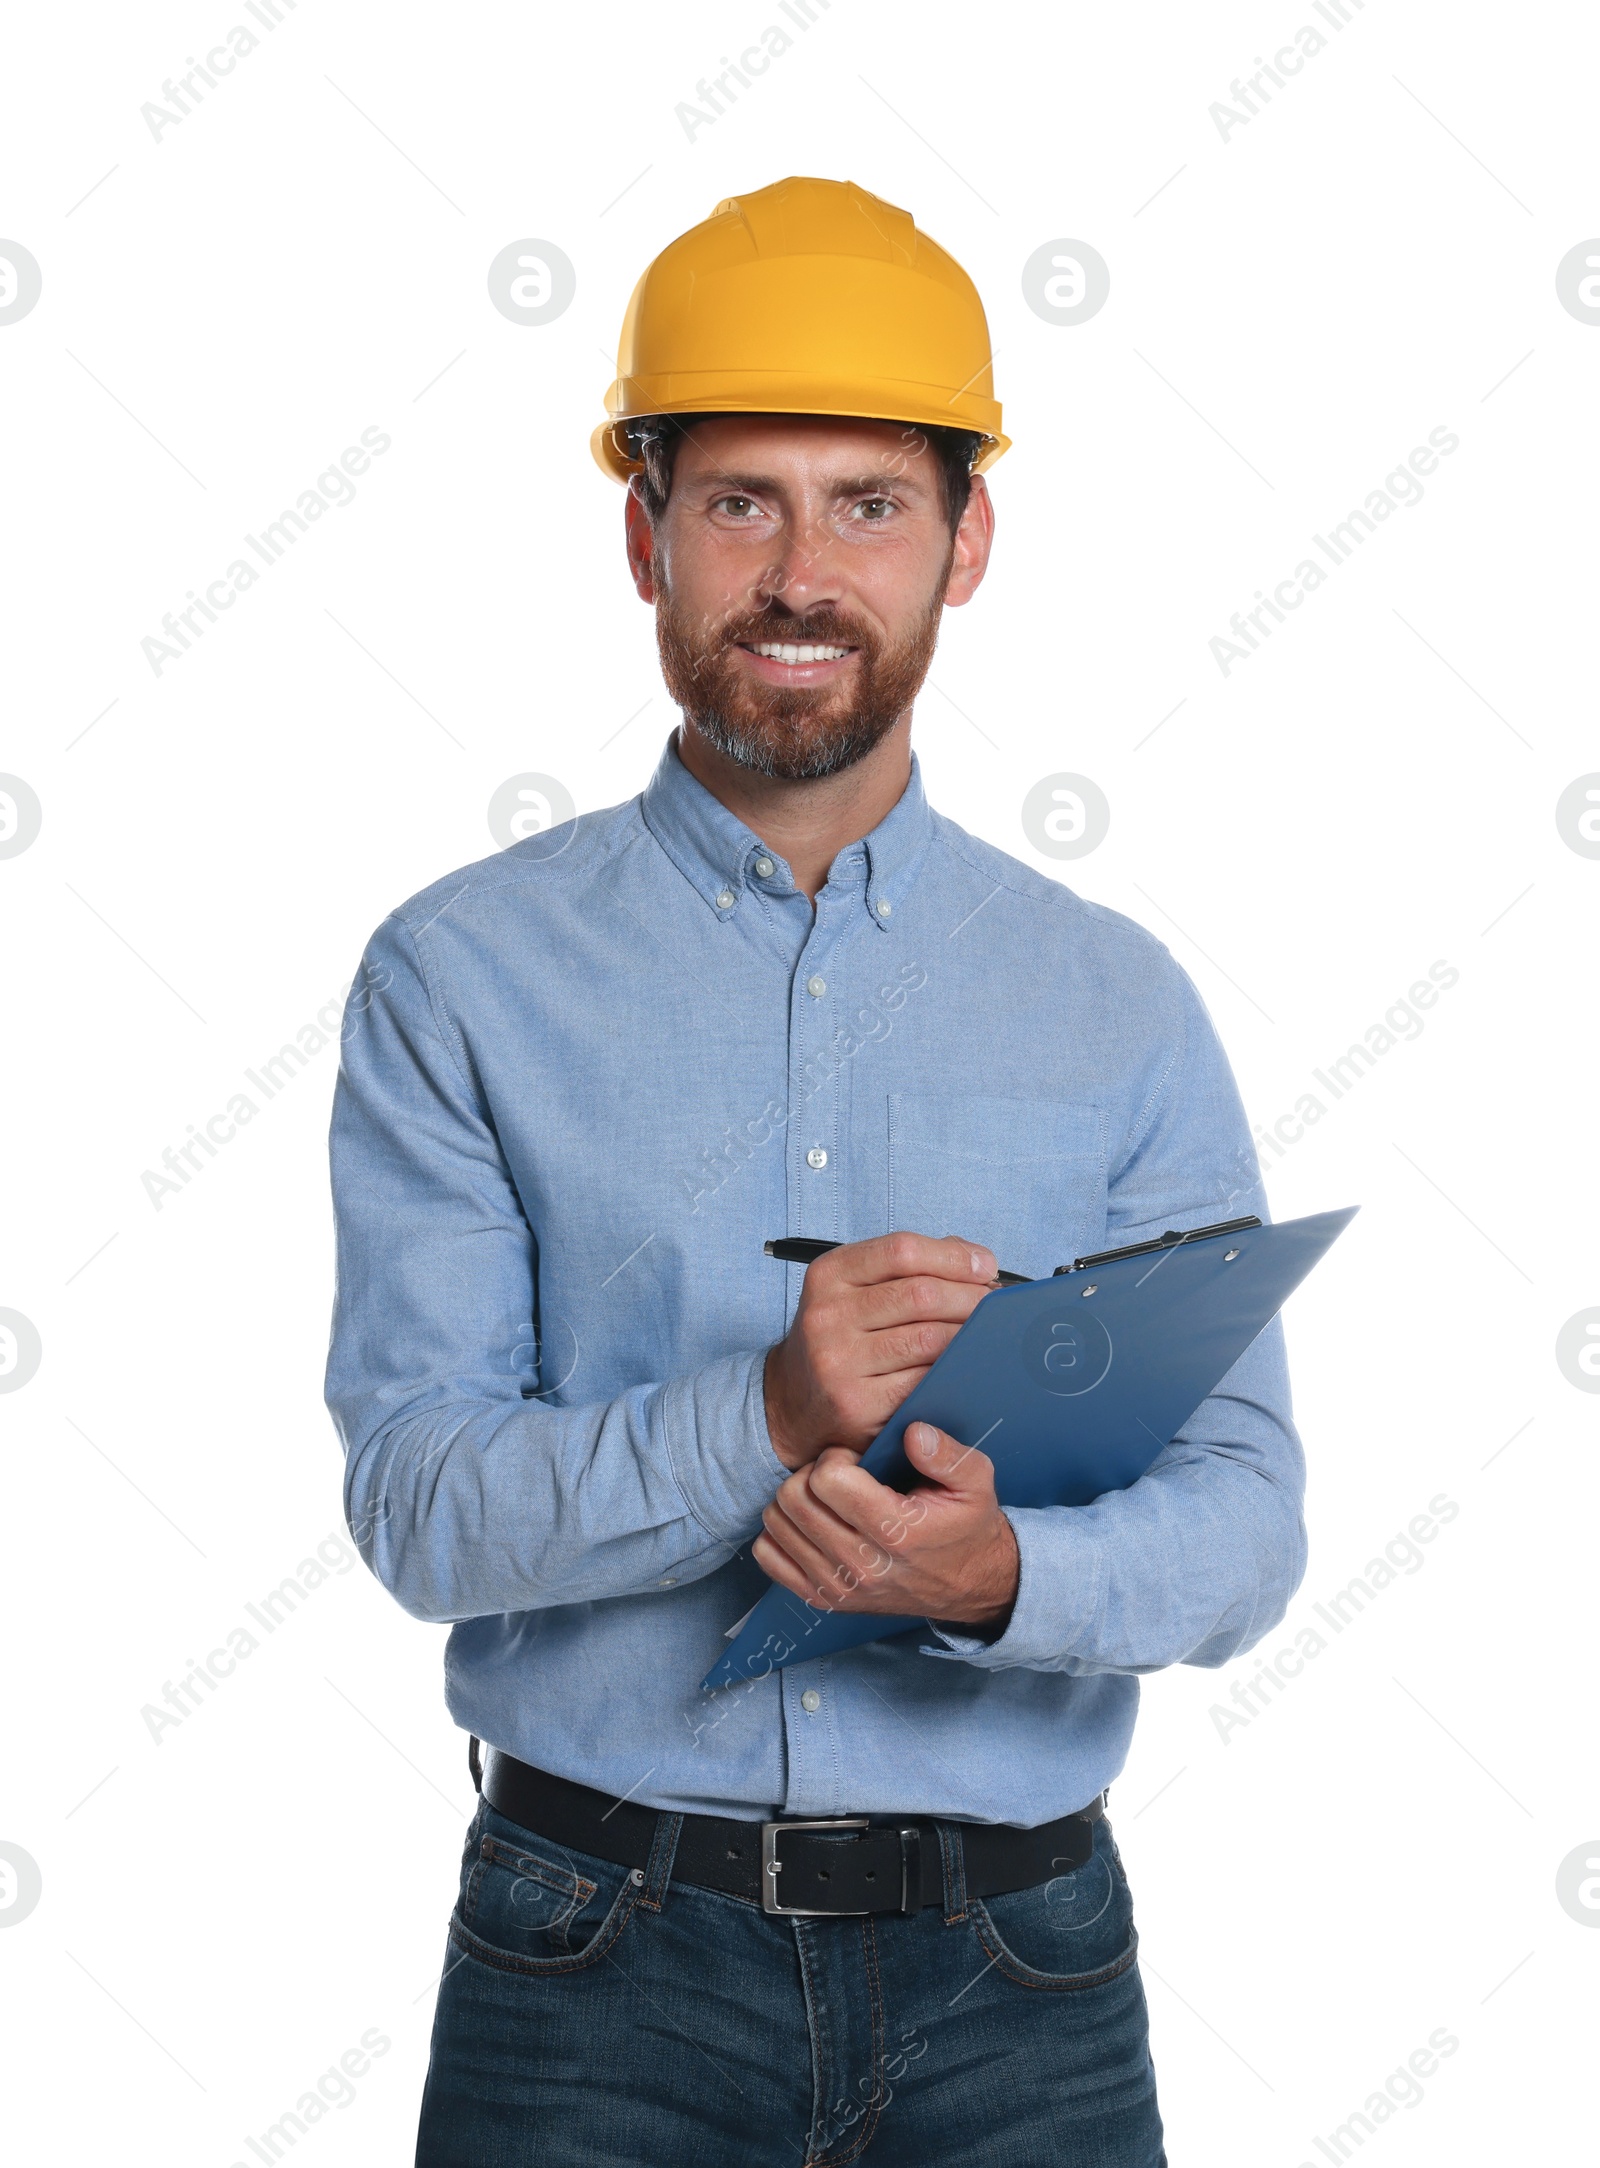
xmin=592 ymin=176 xmax=1009 ymax=482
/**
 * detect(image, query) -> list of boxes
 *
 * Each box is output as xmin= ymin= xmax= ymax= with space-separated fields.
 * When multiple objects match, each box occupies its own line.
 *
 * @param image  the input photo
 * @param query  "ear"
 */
xmin=624 ymin=480 xmax=657 ymax=603
xmin=943 ymin=474 xmax=994 ymax=609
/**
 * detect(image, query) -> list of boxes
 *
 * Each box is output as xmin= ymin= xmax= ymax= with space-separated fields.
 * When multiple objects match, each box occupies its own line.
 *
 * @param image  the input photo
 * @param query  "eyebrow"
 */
xmin=682 ymin=467 xmax=932 ymax=501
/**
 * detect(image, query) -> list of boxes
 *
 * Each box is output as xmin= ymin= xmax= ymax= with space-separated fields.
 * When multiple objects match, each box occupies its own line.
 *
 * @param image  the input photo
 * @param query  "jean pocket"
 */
xmin=967 ymin=1822 xmax=1139 ymax=1991
xmin=450 ymin=1808 xmax=641 ymax=1977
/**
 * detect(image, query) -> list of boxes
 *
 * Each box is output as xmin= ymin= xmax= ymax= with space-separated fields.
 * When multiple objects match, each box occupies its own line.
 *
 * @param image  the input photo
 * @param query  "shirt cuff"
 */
xmin=919 ymin=1507 xmax=1105 ymax=1671
xmin=659 ymin=1347 xmax=789 ymax=1546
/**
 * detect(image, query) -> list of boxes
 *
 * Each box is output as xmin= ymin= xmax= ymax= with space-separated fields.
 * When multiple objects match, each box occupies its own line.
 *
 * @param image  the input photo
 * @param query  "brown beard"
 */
xmin=653 ymin=572 xmax=949 ymax=781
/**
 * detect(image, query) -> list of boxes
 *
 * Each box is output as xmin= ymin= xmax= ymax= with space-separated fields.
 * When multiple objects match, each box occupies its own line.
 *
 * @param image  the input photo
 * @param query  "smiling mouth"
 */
xmin=737 ymin=640 xmax=856 ymax=665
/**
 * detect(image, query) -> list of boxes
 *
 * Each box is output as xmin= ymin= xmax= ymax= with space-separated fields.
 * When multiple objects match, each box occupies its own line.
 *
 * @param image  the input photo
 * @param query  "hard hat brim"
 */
xmin=590 ymin=406 xmax=1009 ymax=484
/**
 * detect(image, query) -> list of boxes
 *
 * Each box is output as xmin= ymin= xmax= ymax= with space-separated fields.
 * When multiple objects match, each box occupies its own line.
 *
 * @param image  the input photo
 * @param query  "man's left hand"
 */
xmin=751 ymin=1422 xmax=1020 ymax=1631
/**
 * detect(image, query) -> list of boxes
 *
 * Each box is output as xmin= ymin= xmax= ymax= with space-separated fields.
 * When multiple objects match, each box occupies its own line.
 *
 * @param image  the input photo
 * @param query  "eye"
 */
xmin=851 ymin=496 xmax=895 ymax=522
xmin=713 ymin=494 xmax=761 ymax=519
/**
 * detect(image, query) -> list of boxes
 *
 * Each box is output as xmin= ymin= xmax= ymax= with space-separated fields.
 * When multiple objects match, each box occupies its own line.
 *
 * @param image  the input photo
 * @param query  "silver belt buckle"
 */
xmin=760 ymin=1816 xmax=871 ymax=1917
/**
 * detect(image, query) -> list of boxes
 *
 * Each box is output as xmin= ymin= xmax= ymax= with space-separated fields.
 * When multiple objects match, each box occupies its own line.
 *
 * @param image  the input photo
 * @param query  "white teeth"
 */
xmin=749 ymin=641 xmax=849 ymax=663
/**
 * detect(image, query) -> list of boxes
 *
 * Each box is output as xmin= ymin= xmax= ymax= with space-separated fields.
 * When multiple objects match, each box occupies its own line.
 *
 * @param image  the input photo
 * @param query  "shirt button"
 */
xmin=716 ymin=889 xmax=735 ymax=911
xmin=806 ymin=975 xmax=826 ymax=999
xmin=800 ymin=1689 xmax=821 ymax=1713
xmin=658 ymin=1577 xmax=677 ymax=1587
xmin=876 ymin=897 xmax=893 ymax=918
xmin=754 ymin=856 xmax=775 ymax=878
xmin=806 ymin=1147 xmax=828 ymax=1170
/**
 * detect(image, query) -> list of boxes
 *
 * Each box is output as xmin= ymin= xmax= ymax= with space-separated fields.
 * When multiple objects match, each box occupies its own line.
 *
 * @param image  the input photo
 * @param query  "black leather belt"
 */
xmin=478 ymin=1746 xmax=1106 ymax=1920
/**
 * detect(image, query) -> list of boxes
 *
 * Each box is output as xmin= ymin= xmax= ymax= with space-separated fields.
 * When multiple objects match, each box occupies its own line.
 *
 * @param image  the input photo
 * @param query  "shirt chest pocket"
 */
xmin=885 ymin=1094 xmax=1108 ymax=1283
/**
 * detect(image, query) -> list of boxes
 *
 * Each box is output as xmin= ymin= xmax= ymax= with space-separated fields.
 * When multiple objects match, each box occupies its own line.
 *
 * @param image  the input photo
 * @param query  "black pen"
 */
xmin=763 ymin=1236 xmax=1031 ymax=1287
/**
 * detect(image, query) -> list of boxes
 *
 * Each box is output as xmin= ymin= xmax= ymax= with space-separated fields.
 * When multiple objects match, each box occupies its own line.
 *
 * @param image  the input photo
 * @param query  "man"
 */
xmin=325 ymin=177 xmax=1303 ymax=2166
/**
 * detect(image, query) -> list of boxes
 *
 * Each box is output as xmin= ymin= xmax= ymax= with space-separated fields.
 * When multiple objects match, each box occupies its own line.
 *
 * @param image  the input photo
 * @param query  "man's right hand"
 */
xmin=763 ymin=1232 xmax=999 ymax=1472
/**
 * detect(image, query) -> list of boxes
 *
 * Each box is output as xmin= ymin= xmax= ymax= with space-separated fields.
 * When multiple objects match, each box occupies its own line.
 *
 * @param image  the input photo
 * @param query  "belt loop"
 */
xmin=467 ymin=1736 xmax=483 ymax=1795
xmin=935 ymin=1820 xmax=968 ymax=1925
xmin=638 ymin=1810 xmax=684 ymax=1913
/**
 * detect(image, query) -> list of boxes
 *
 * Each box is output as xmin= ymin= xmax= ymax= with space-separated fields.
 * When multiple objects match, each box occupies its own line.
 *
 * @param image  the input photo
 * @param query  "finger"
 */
xmin=850 ymin=1271 xmax=996 ymax=1337
xmin=804 ymin=1454 xmax=921 ymax=1547
xmin=904 ymin=1422 xmax=998 ymax=1497
xmin=751 ymin=1530 xmax=836 ymax=1609
xmin=847 ymin=1318 xmax=967 ymax=1382
xmin=805 ymin=1361 xmax=943 ymax=1430
xmin=821 ymin=1232 xmax=997 ymax=1291
xmin=769 ymin=1469 xmax=892 ymax=1570
xmin=758 ymin=1474 xmax=897 ymax=1595
xmin=755 ymin=1515 xmax=884 ymax=1607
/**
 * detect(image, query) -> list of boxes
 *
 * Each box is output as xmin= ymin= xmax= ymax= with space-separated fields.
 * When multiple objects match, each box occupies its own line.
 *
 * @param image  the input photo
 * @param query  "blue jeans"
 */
xmin=415 ymin=1793 xmax=1167 ymax=2166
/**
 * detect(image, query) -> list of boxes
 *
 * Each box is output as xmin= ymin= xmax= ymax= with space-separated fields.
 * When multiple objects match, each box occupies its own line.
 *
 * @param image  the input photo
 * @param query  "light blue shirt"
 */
xmin=323 ymin=735 xmax=1303 ymax=1825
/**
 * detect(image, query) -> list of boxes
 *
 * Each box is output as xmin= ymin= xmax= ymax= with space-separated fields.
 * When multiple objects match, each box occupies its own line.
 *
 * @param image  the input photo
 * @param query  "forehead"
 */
xmin=669 ymin=412 xmax=937 ymax=488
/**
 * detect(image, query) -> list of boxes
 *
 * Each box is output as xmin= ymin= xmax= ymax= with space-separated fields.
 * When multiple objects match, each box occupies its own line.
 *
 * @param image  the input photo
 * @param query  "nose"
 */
xmin=750 ymin=514 xmax=849 ymax=623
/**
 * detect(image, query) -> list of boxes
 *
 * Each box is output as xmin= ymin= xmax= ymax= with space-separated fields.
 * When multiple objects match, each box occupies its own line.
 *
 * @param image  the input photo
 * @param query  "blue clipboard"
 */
xmin=702 ymin=1204 xmax=1357 ymax=1690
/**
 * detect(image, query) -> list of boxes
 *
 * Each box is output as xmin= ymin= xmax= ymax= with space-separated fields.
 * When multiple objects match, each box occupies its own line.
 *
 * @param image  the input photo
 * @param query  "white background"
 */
xmin=2 ymin=2 xmax=1596 ymax=2161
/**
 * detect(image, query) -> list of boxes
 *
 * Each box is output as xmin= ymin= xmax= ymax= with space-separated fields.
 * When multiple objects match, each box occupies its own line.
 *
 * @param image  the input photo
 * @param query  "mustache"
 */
xmin=717 ymin=607 xmax=873 ymax=652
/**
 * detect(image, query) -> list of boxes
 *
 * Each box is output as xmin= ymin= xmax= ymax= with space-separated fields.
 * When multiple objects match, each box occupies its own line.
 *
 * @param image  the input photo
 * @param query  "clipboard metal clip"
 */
xmin=1056 ymin=1214 xmax=1262 ymax=1277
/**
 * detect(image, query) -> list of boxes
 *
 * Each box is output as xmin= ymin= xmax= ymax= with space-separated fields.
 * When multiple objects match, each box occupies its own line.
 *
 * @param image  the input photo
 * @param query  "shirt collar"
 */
xmin=639 ymin=731 xmax=934 ymax=930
